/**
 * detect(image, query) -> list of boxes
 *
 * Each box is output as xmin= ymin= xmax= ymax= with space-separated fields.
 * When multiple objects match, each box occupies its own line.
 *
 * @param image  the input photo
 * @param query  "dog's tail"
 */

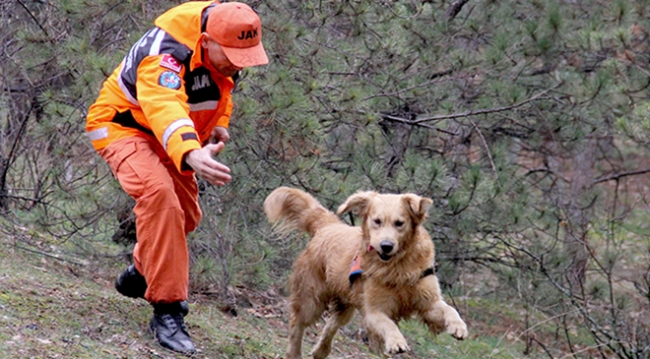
xmin=264 ymin=187 xmax=340 ymax=237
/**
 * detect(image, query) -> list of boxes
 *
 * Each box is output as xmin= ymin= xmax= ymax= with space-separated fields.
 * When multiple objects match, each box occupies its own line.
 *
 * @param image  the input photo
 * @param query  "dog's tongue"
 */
xmin=367 ymin=245 xmax=373 ymax=253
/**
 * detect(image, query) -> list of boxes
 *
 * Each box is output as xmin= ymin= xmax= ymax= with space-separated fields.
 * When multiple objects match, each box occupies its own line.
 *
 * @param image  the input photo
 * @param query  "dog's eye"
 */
xmin=395 ymin=220 xmax=404 ymax=227
xmin=373 ymin=218 xmax=381 ymax=225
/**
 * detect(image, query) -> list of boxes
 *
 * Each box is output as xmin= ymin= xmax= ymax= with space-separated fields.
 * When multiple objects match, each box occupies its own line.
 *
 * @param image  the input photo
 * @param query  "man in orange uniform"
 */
xmin=86 ymin=1 xmax=268 ymax=353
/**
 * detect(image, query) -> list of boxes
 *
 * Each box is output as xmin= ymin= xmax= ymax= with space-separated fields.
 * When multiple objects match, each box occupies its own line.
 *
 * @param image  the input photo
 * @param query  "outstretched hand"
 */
xmin=184 ymin=143 xmax=231 ymax=186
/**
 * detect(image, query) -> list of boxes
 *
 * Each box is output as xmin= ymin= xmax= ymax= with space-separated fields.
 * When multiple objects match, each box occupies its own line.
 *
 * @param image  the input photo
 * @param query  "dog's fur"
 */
xmin=264 ymin=187 xmax=468 ymax=359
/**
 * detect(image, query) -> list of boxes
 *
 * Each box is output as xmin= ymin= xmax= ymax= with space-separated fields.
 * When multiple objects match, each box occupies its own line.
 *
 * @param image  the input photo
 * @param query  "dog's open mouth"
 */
xmin=378 ymin=252 xmax=393 ymax=262
xmin=368 ymin=244 xmax=394 ymax=262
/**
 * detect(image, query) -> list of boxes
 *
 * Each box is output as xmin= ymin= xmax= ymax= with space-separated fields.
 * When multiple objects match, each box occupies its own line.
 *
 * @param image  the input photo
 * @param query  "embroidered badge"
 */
xmin=160 ymin=54 xmax=182 ymax=73
xmin=159 ymin=71 xmax=181 ymax=90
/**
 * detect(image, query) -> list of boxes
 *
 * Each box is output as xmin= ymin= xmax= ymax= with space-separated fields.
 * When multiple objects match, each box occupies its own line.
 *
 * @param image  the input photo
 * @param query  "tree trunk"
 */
xmin=563 ymin=138 xmax=596 ymax=290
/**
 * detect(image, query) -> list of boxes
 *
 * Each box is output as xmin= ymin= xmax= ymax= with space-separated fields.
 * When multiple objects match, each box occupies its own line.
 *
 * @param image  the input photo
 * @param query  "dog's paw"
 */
xmin=384 ymin=335 xmax=410 ymax=355
xmin=311 ymin=342 xmax=332 ymax=359
xmin=447 ymin=319 xmax=469 ymax=340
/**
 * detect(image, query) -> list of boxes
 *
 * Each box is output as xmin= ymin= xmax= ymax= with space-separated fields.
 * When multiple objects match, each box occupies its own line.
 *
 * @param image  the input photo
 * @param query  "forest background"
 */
xmin=1 ymin=0 xmax=650 ymax=358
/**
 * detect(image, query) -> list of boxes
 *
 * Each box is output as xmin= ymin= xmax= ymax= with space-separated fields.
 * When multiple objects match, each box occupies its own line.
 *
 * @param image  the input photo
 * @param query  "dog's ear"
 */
xmin=402 ymin=194 xmax=433 ymax=224
xmin=337 ymin=191 xmax=376 ymax=217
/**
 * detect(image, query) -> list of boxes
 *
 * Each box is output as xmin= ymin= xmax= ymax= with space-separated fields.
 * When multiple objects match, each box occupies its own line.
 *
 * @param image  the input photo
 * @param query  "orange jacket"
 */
xmin=86 ymin=1 xmax=234 ymax=174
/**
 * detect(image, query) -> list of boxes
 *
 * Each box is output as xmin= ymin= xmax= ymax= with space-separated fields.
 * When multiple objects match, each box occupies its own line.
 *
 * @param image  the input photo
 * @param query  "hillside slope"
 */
xmin=0 ymin=241 xmax=536 ymax=359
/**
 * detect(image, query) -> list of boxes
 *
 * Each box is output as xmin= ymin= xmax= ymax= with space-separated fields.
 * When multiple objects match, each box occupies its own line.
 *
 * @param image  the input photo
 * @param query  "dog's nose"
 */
xmin=380 ymin=241 xmax=394 ymax=254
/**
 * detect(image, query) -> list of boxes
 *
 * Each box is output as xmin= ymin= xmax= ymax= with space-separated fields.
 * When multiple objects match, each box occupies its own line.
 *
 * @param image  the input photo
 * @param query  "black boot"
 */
xmin=150 ymin=302 xmax=195 ymax=354
xmin=115 ymin=264 xmax=147 ymax=299
xmin=115 ymin=265 xmax=190 ymax=316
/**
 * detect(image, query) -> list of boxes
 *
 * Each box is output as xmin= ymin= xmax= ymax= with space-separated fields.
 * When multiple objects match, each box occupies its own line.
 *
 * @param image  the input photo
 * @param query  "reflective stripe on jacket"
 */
xmin=86 ymin=1 xmax=234 ymax=174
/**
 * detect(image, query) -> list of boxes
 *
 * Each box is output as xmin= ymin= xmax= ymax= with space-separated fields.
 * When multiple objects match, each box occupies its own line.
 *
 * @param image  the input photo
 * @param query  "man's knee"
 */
xmin=143 ymin=182 xmax=182 ymax=209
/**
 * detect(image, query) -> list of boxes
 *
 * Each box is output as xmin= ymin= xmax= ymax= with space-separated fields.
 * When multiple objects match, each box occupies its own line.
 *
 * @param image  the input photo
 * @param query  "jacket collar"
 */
xmin=154 ymin=1 xmax=218 ymax=72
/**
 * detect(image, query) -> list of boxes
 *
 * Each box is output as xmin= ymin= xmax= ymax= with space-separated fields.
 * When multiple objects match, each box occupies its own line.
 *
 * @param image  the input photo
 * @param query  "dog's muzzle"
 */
xmin=377 ymin=240 xmax=395 ymax=261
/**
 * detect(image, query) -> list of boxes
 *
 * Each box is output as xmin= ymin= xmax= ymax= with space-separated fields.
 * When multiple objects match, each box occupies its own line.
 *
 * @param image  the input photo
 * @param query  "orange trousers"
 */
xmin=100 ymin=136 xmax=202 ymax=304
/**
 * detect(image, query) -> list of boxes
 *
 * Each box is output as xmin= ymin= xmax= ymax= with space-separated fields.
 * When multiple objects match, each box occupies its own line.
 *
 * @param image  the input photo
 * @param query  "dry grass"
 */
xmin=0 ymin=235 xmax=568 ymax=359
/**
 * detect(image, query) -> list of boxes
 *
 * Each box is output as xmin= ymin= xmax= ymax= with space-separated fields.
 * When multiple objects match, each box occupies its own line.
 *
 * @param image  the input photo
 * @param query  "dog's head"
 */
xmin=337 ymin=191 xmax=433 ymax=262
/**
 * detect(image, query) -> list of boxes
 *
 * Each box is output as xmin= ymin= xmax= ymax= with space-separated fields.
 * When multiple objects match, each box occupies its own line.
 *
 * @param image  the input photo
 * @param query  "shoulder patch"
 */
xmin=160 ymin=54 xmax=182 ymax=72
xmin=158 ymin=71 xmax=182 ymax=90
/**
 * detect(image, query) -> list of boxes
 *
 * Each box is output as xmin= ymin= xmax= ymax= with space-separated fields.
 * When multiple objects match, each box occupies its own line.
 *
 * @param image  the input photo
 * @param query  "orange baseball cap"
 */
xmin=206 ymin=2 xmax=269 ymax=68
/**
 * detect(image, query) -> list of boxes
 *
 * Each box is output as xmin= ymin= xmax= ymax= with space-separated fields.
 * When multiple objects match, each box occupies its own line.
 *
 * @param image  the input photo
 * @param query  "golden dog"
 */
xmin=264 ymin=187 xmax=468 ymax=359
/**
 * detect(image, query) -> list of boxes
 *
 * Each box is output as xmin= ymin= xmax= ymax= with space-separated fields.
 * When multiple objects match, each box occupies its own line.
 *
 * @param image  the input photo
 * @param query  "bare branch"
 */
xmin=635 ymin=64 xmax=650 ymax=79
xmin=413 ymin=83 xmax=563 ymax=124
xmin=356 ymin=110 xmax=460 ymax=135
xmin=469 ymin=118 xmax=498 ymax=179
xmin=16 ymin=0 xmax=50 ymax=39
xmin=525 ymin=167 xmax=571 ymax=183
xmin=593 ymin=168 xmax=650 ymax=184
xmin=446 ymin=0 xmax=470 ymax=21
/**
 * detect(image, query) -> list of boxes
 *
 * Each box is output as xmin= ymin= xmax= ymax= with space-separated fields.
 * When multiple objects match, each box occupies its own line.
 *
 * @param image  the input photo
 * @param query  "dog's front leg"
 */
xmin=311 ymin=307 xmax=355 ymax=359
xmin=422 ymin=300 xmax=468 ymax=340
xmin=364 ymin=310 xmax=410 ymax=355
